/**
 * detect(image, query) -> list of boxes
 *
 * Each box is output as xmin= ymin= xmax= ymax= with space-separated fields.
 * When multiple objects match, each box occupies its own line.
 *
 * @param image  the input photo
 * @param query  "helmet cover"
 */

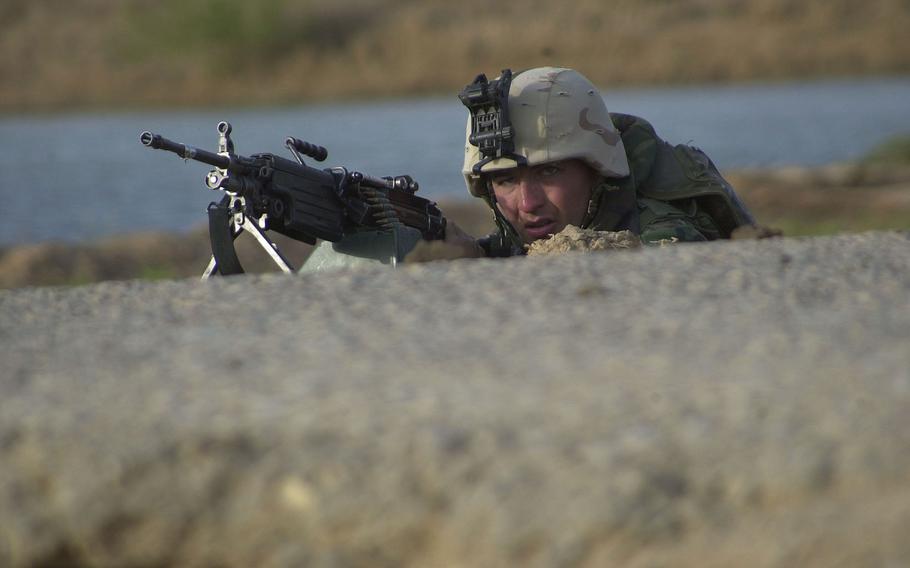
xmin=462 ymin=67 xmax=630 ymax=197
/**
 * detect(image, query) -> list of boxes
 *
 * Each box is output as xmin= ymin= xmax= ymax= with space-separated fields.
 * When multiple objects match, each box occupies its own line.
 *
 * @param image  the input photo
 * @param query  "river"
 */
xmin=1 ymin=76 xmax=908 ymax=246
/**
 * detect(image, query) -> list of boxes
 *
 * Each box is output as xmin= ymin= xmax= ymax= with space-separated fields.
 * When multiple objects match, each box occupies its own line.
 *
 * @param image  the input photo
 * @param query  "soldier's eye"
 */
xmin=539 ymin=165 xmax=561 ymax=177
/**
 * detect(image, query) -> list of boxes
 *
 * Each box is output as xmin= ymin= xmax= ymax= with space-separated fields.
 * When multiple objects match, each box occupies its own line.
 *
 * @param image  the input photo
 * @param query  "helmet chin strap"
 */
xmin=485 ymin=177 xmax=604 ymax=251
xmin=483 ymin=181 xmax=526 ymax=254
xmin=580 ymin=177 xmax=611 ymax=229
xmin=483 ymin=174 xmax=631 ymax=251
xmin=580 ymin=175 xmax=641 ymax=234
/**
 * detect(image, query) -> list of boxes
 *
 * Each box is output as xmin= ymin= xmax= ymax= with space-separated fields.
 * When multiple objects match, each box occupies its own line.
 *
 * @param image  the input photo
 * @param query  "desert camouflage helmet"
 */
xmin=462 ymin=67 xmax=630 ymax=198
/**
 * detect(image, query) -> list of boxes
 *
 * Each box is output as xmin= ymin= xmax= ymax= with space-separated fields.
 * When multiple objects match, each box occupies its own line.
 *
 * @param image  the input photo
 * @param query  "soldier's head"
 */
xmin=461 ymin=67 xmax=629 ymax=244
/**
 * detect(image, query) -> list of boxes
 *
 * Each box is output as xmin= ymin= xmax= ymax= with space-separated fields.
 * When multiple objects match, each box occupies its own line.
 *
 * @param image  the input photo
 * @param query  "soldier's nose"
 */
xmin=518 ymin=179 xmax=546 ymax=212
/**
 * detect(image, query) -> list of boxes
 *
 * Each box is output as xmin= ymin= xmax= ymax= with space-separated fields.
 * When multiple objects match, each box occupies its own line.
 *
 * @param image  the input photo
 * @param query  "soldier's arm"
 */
xmin=638 ymin=197 xmax=720 ymax=244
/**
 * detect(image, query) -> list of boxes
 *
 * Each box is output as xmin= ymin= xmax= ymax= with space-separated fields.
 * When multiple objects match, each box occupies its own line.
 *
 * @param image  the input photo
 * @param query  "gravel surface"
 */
xmin=1 ymin=231 xmax=909 ymax=567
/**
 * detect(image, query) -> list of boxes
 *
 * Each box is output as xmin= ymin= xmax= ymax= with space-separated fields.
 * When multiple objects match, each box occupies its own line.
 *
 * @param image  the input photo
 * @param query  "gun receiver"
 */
xmin=140 ymin=121 xmax=446 ymax=278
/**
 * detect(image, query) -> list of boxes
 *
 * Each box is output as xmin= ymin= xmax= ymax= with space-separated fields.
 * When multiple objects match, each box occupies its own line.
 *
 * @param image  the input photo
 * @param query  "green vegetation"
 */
xmin=138 ymin=265 xmax=181 ymax=282
xmin=123 ymin=0 xmax=381 ymax=65
xmin=862 ymin=135 xmax=910 ymax=165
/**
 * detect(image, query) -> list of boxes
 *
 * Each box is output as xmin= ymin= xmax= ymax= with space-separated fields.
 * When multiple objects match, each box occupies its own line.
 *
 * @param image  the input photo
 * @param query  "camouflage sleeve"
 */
xmin=637 ymin=197 xmax=720 ymax=244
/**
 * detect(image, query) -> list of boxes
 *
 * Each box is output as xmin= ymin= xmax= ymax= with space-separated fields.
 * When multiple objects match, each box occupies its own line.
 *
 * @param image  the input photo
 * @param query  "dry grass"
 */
xmin=1 ymin=0 xmax=909 ymax=111
xmin=729 ymin=164 xmax=910 ymax=236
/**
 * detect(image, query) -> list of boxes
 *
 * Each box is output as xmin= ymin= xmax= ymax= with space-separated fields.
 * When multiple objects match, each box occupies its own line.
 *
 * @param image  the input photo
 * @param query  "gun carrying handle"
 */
xmin=286 ymin=137 xmax=328 ymax=162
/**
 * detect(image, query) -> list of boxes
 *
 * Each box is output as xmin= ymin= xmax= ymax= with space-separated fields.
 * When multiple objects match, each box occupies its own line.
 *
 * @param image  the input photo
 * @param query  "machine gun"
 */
xmin=140 ymin=121 xmax=446 ymax=278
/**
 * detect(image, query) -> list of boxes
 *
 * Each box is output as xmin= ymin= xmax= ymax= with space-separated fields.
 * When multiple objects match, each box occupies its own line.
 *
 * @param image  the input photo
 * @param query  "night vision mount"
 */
xmin=458 ymin=69 xmax=527 ymax=174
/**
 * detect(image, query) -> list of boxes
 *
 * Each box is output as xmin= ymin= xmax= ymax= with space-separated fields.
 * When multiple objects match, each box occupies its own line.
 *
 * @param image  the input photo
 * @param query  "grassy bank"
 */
xmin=2 ymin=0 xmax=909 ymax=112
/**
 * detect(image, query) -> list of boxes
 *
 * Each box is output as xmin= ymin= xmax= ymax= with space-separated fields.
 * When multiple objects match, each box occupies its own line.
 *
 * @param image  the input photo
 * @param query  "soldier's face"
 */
xmin=490 ymin=159 xmax=596 ymax=243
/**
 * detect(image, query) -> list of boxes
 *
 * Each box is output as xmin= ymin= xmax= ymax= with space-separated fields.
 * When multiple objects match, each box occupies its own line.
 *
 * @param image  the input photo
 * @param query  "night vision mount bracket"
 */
xmin=458 ymin=69 xmax=527 ymax=174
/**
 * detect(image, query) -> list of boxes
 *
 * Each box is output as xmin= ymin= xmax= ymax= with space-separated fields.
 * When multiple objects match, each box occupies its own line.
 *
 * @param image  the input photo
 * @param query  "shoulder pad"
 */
xmin=610 ymin=113 xmax=659 ymax=184
xmin=638 ymin=141 xmax=755 ymax=237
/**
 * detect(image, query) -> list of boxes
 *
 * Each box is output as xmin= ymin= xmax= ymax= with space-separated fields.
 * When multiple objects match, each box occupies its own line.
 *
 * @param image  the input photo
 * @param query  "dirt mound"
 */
xmin=527 ymin=225 xmax=642 ymax=256
xmin=2 ymin=232 xmax=909 ymax=567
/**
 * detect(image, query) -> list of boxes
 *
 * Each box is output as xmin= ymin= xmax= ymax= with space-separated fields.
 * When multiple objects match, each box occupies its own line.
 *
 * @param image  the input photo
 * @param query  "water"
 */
xmin=1 ymin=77 xmax=909 ymax=246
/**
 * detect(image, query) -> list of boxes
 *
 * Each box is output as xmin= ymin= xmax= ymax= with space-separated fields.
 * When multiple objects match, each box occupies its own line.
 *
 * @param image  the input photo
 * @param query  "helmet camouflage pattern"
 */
xmin=462 ymin=67 xmax=630 ymax=198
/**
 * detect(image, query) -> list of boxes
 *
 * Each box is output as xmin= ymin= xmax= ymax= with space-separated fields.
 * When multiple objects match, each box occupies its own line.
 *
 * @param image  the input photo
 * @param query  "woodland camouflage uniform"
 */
xmin=583 ymin=112 xmax=755 ymax=243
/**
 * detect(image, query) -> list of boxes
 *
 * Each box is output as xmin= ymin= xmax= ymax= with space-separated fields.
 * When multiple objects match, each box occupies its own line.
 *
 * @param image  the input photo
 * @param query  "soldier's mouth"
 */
xmin=524 ymin=219 xmax=557 ymax=240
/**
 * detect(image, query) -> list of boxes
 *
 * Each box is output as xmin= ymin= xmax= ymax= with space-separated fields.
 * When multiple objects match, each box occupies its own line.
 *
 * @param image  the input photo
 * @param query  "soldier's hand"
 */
xmin=404 ymin=221 xmax=484 ymax=263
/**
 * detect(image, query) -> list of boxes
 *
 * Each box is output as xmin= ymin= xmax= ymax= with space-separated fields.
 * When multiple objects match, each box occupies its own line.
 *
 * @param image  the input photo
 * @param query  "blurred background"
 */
xmin=1 ymin=0 xmax=909 ymax=287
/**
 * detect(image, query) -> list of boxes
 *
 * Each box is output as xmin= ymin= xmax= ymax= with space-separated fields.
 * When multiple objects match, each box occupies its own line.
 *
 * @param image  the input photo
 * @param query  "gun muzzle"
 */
xmin=139 ymin=131 xmax=160 ymax=148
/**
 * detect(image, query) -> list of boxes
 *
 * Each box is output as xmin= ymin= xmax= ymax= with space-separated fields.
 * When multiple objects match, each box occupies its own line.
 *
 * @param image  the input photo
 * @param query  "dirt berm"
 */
xmin=1 ymin=232 xmax=909 ymax=567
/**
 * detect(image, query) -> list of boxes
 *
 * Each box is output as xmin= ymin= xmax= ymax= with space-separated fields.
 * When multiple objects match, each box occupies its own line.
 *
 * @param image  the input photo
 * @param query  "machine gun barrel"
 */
xmin=139 ymin=131 xmax=231 ymax=170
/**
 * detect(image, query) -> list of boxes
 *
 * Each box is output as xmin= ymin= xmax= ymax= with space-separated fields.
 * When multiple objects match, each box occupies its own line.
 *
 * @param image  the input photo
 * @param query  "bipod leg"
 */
xmin=241 ymin=217 xmax=295 ymax=273
xmin=201 ymin=256 xmax=218 ymax=280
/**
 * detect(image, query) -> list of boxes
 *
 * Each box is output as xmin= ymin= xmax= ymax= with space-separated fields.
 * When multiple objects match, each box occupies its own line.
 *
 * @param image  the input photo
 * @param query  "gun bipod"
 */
xmin=201 ymin=195 xmax=295 ymax=280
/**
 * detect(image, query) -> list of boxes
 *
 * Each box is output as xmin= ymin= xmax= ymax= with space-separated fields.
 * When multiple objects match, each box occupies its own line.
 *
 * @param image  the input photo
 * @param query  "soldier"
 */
xmin=448 ymin=67 xmax=760 ymax=257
